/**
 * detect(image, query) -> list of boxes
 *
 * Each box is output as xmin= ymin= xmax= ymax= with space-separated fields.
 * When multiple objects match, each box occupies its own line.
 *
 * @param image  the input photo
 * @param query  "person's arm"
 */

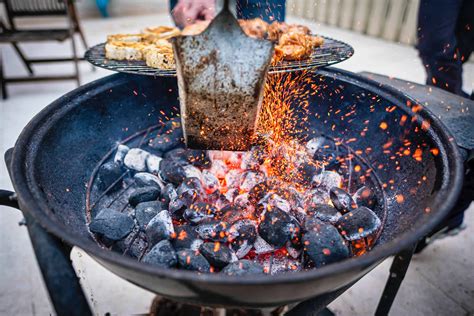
xmin=172 ymin=0 xmax=216 ymax=28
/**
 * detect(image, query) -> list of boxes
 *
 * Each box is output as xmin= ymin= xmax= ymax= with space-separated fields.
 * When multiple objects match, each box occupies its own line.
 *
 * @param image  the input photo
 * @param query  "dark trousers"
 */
xmin=417 ymin=0 xmax=474 ymax=97
xmin=169 ymin=0 xmax=286 ymax=23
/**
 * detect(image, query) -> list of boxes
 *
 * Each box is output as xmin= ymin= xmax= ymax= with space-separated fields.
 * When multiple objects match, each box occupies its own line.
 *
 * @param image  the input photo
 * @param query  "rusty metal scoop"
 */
xmin=172 ymin=0 xmax=274 ymax=151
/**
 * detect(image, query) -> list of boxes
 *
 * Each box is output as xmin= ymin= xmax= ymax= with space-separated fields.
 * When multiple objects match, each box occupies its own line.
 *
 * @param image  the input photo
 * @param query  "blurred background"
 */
xmin=0 ymin=0 xmax=472 ymax=315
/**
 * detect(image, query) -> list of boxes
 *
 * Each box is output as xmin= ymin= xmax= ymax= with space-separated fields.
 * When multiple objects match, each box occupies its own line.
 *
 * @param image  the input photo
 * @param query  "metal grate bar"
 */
xmin=85 ymin=36 xmax=354 ymax=77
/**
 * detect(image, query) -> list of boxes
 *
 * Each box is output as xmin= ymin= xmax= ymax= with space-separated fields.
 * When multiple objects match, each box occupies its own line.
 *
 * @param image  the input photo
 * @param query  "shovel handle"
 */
xmin=223 ymin=0 xmax=231 ymax=11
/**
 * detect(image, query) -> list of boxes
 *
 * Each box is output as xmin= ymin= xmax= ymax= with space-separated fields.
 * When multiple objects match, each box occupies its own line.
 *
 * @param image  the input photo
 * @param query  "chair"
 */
xmin=0 ymin=0 xmax=90 ymax=99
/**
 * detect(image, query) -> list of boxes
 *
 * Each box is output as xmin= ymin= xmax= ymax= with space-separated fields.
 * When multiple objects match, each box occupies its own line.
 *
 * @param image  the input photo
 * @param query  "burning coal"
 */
xmin=86 ymin=72 xmax=384 ymax=275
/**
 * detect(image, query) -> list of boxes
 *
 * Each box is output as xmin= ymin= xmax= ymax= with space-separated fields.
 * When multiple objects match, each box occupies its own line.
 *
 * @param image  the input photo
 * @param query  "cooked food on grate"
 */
xmin=143 ymin=41 xmax=175 ymax=69
xmin=106 ymin=33 xmax=146 ymax=43
xmin=142 ymin=26 xmax=181 ymax=40
xmin=106 ymin=34 xmax=175 ymax=65
xmin=238 ymin=18 xmax=269 ymax=39
xmin=239 ymin=19 xmax=323 ymax=62
xmin=105 ymin=41 xmax=149 ymax=61
xmin=103 ymin=19 xmax=324 ymax=68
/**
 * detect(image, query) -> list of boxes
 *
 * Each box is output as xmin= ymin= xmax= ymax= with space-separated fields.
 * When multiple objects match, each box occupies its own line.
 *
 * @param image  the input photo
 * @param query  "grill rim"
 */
xmin=8 ymin=68 xmax=463 ymax=286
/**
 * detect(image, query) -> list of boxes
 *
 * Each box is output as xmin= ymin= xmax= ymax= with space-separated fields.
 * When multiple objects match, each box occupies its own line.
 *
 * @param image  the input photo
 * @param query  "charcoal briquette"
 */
xmin=145 ymin=210 xmax=175 ymax=246
xmin=146 ymin=155 xmax=163 ymax=174
xmin=114 ymin=144 xmax=130 ymax=165
xmin=134 ymin=201 xmax=164 ymax=228
xmin=248 ymin=181 xmax=270 ymax=204
xmin=228 ymin=220 xmax=257 ymax=245
xmin=124 ymin=148 xmax=150 ymax=172
xmin=258 ymin=206 xmax=294 ymax=248
xmin=186 ymin=150 xmax=212 ymax=168
xmin=253 ymin=235 xmax=275 ymax=255
xmin=160 ymin=159 xmax=187 ymax=185
xmin=163 ymin=147 xmax=188 ymax=161
xmin=183 ymin=165 xmax=203 ymax=181
xmin=196 ymin=221 xmax=229 ymax=242
xmin=307 ymin=204 xmax=342 ymax=224
xmin=329 ymin=187 xmax=357 ymax=214
xmin=240 ymin=171 xmax=265 ymax=192
xmin=336 ymin=206 xmax=381 ymax=241
xmin=200 ymin=242 xmax=234 ymax=268
xmin=134 ymin=172 xmax=164 ymax=190
xmin=172 ymin=225 xmax=201 ymax=250
xmin=177 ymin=249 xmax=211 ymax=272
xmin=297 ymin=162 xmax=320 ymax=185
xmin=160 ymin=183 xmax=177 ymax=207
xmin=184 ymin=202 xmax=218 ymax=225
xmin=89 ymin=208 xmax=134 ymax=241
xmin=303 ymin=222 xmax=349 ymax=268
xmin=312 ymin=171 xmax=342 ymax=191
xmin=129 ymin=187 xmax=161 ymax=206
xmin=97 ymin=161 xmax=124 ymax=192
xmin=142 ymin=240 xmax=177 ymax=268
xmin=148 ymin=121 xmax=184 ymax=152
xmin=221 ymin=260 xmax=263 ymax=276
xmin=353 ymin=186 xmax=376 ymax=208
xmin=202 ymin=170 xmax=220 ymax=194
xmin=305 ymin=188 xmax=331 ymax=207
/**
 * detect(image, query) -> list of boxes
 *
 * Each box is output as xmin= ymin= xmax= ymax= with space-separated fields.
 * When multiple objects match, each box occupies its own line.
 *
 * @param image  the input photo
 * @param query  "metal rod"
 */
xmin=375 ymin=244 xmax=417 ymax=316
xmin=24 ymin=212 xmax=93 ymax=316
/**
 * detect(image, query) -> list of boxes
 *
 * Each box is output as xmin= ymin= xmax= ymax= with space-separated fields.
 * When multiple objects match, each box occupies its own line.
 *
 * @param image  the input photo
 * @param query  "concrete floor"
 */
xmin=0 ymin=12 xmax=473 ymax=316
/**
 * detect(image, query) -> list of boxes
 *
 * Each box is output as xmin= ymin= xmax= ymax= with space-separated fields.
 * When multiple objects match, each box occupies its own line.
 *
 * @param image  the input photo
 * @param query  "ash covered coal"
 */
xmin=88 ymin=130 xmax=383 ymax=276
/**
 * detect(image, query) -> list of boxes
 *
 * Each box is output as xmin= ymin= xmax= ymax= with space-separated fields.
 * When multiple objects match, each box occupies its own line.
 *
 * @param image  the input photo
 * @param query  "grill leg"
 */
xmin=3 ymin=149 xmax=92 ymax=316
xmin=375 ymin=244 xmax=417 ymax=316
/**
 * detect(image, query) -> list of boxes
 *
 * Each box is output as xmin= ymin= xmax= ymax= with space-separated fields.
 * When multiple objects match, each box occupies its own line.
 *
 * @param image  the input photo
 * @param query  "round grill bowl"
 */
xmin=8 ymin=68 xmax=463 ymax=307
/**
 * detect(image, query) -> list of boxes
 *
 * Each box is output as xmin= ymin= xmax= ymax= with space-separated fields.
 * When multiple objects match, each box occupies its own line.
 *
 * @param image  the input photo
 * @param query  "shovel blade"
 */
xmin=172 ymin=8 xmax=274 ymax=151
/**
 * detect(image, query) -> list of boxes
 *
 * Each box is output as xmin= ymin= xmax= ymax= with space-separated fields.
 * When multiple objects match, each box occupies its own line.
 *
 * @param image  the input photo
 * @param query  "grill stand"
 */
xmin=1 ymin=73 xmax=472 ymax=315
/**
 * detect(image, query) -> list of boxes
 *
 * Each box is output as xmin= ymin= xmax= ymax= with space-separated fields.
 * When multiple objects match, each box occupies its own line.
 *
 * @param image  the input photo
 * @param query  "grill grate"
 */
xmin=85 ymin=36 xmax=354 ymax=77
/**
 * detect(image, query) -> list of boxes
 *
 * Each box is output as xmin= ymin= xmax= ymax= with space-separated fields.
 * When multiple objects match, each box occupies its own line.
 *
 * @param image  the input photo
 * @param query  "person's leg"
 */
xmin=236 ymin=0 xmax=286 ymax=22
xmin=417 ymin=0 xmax=465 ymax=96
xmin=455 ymin=0 xmax=474 ymax=99
xmin=456 ymin=0 xmax=474 ymax=64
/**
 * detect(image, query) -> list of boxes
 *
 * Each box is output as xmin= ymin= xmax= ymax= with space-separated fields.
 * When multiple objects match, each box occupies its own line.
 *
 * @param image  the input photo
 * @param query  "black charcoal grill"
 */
xmin=0 ymin=67 xmax=473 ymax=315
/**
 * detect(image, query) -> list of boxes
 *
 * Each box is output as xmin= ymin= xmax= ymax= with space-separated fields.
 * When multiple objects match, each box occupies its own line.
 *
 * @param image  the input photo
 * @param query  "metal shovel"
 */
xmin=172 ymin=0 xmax=274 ymax=151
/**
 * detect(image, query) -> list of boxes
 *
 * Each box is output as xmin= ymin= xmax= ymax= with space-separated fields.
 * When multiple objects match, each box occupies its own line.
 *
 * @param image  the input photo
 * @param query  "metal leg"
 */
xmin=285 ymin=282 xmax=355 ymax=316
xmin=12 ymin=43 xmax=34 ymax=75
xmin=375 ymin=245 xmax=417 ymax=316
xmin=3 ymin=149 xmax=92 ymax=316
xmin=0 ymin=49 xmax=7 ymax=99
xmin=24 ymin=212 xmax=93 ymax=316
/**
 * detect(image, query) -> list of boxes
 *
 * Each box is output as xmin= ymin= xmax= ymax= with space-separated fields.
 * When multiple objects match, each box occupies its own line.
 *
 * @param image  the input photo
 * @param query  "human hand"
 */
xmin=172 ymin=0 xmax=216 ymax=28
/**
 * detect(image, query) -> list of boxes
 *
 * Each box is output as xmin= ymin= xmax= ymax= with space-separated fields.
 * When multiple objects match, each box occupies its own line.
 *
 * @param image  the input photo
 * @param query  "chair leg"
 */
xmin=12 ymin=43 xmax=34 ymax=75
xmin=0 ymin=49 xmax=7 ymax=100
xmin=71 ymin=7 xmax=89 ymax=50
xmin=70 ymin=35 xmax=80 ymax=86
